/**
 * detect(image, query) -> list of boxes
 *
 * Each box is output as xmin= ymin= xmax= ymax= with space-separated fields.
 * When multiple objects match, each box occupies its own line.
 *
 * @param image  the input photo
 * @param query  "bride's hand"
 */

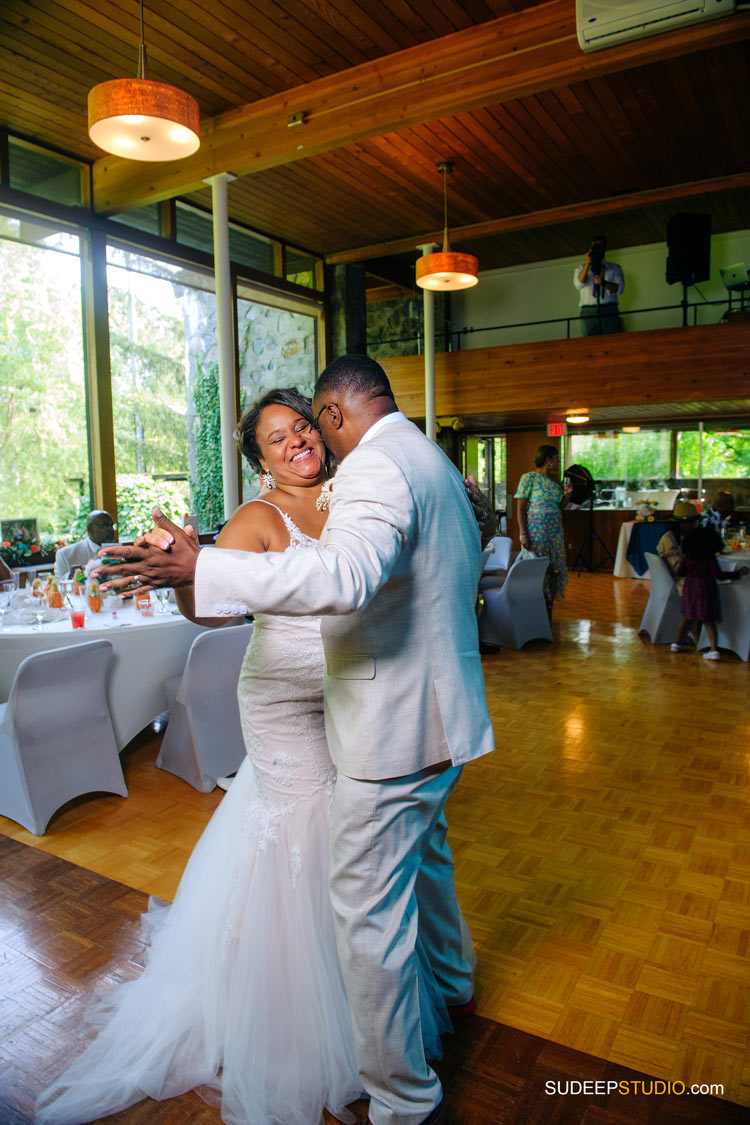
xmin=93 ymin=508 xmax=200 ymax=596
xmin=135 ymin=521 xmax=197 ymax=550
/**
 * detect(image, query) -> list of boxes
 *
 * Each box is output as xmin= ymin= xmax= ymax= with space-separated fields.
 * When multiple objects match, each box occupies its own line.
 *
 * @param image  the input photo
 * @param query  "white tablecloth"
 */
xmin=718 ymin=551 xmax=750 ymax=569
xmin=613 ymin=521 xmax=648 ymax=579
xmin=0 ymin=602 xmax=209 ymax=749
xmin=708 ymin=554 xmax=750 ymax=660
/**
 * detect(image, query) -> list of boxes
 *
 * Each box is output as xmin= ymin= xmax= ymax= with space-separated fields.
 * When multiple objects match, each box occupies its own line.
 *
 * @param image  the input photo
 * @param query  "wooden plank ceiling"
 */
xmin=1 ymin=0 xmax=749 ymax=285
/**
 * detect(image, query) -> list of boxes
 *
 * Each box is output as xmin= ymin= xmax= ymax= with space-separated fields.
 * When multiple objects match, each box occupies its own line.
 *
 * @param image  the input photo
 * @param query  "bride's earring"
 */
xmin=260 ymin=470 xmax=276 ymax=490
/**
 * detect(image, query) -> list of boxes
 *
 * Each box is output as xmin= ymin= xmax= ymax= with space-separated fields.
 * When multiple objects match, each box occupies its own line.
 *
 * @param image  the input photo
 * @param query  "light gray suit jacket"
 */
xmin=194 ymin=416 xmax=494 ymax=780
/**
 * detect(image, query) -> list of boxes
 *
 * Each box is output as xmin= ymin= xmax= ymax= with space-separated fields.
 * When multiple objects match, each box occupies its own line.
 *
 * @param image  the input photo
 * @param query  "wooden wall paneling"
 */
xmin=380 ymin=322 xmax=750 ymax=423
xmin=562 ymin=508 xmax=633 ymax=571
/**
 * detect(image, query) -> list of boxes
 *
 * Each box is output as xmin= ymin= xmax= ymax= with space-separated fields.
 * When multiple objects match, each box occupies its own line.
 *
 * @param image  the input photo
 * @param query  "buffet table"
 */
xmin=0 ymin=602 xmax=209 ymax=749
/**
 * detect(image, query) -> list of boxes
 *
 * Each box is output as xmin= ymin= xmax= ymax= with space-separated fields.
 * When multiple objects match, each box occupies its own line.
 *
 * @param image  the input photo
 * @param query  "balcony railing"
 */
xmin=368 ymin=296 xmax=740 ymax=356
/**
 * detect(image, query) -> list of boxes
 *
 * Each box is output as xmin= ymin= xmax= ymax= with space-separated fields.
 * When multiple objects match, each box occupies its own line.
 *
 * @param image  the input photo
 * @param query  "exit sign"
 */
xmin=547 ymin=422 xmax=567 ymax=437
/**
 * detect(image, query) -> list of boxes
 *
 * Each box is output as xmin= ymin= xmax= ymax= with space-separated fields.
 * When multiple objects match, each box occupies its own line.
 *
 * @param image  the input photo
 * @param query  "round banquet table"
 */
xmin=0 ymin=602 xmax=209 ymax=750
xmin=705 ymin=553 xmax=750 ymax=661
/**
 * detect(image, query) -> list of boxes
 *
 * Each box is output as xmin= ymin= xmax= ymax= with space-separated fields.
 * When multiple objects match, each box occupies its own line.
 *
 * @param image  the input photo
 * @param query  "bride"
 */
xmin=37 ymin=387 xmax=448 ymax=1125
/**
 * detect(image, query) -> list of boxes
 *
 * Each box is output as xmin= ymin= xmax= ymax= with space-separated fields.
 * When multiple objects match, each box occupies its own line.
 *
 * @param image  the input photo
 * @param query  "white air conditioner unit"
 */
xmin=577 ymin=0 xmax=736 ymax=52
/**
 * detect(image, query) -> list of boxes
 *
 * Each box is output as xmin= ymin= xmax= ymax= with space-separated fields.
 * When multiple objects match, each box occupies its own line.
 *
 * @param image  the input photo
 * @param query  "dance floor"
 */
xmin=0 ymin=571 xmax=748 ymax=1120
xmin=1 ymin=838 xmax=745 ymax=1124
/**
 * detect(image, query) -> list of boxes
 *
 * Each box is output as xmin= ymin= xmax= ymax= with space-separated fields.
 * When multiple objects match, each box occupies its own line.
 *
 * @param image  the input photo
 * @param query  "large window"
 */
xmin=676 ymin=430 xmax=750 ymax=477
xmin=106 ymin=247 xmax=218 ymax=536
xmin=0 ymin=216 xmax=89 ymax=539
xmin=567 ymin=430 xmax=671 ymax=487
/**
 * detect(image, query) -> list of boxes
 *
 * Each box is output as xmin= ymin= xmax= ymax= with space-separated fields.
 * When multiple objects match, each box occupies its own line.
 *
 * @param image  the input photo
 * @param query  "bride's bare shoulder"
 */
xmin=216 ymin=498 xmax=287 ymax=552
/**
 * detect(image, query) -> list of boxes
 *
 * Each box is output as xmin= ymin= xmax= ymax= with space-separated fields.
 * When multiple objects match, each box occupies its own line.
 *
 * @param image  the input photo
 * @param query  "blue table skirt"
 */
xmin=625 ymin=521 xmax=669 ymax=576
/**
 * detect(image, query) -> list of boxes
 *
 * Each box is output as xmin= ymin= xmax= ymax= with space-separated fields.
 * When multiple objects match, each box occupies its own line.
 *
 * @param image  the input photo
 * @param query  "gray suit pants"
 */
xmin=330 ymin=764 xmax=473 ymax=1125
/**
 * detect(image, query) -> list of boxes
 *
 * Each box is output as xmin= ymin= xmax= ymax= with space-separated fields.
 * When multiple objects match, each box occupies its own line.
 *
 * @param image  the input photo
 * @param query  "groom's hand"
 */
xmin=92 ymin=508 xmax=200 ymax=597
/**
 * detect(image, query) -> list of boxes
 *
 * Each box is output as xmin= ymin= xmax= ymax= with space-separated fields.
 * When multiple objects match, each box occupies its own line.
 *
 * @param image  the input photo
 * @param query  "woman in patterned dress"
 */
xmin=514 ymin=444 xmax=569 ymax=613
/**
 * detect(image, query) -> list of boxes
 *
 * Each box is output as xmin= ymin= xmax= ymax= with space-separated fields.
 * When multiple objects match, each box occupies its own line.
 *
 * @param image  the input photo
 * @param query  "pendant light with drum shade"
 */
xmin=416 ymin=162 xmax=478 ymax=291
xmin=88 ymin=0 xmax=200 ymax=161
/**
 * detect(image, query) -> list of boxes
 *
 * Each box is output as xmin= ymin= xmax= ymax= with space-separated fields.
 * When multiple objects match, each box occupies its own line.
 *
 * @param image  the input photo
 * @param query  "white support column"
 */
xmin=418 ymin=243 xmax=438 ymax=442
xmin=207 ymin=173 xmax=239 ymax=519
xmin=698 ymin=420 xmax=704 ymax=506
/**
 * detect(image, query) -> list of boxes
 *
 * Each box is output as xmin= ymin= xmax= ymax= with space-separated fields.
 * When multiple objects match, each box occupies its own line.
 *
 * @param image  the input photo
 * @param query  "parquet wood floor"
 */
xmin=1 ymin=838 xmax=746 ymax=1125
xmin=1 ymin=572 xmax=748 ymax=1116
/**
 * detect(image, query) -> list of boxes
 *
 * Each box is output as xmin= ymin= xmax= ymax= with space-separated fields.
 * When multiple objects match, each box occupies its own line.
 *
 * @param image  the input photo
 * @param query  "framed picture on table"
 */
xmin=1 ymin=518 xmax=39 ymax=544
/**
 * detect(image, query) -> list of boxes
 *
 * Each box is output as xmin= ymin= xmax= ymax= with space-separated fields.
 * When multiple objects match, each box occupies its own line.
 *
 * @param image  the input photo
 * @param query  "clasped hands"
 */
xmin=92 ymin=507 xmax=200 ymax=597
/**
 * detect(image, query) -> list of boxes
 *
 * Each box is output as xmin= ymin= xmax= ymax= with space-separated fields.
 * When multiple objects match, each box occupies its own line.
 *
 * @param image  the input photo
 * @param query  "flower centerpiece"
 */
xmin=0 ymin=531 xmax=65 ymax=567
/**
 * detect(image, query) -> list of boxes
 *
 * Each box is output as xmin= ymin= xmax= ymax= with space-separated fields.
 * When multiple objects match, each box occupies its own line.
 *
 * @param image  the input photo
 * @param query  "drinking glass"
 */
xmin=34 ymin=607 xmax=46 ymax=630
xmin=155 ymin=588 xmax=171 ymax=614
xmin=67 ymin=589 xmax=86 ymax=629
xmin=0 ymin=580 xmax=14 ymax=628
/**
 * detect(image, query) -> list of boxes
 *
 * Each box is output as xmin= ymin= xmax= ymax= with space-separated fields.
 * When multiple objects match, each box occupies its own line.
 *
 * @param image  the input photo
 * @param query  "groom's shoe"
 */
xmin=367 ymin=1100 xmax=444 ymax=1125
xmin=447 ymin=994 xmax=477 ymax=1019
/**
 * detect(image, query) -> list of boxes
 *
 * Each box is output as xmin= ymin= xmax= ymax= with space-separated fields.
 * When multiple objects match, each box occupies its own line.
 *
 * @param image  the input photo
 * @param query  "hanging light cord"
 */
xmin=442 ymin=168 xmax=448 ymax=248
xmin=138 ymin=0 xmax=149 ymax=80
xmin=438 ymin=160 xmax=453 ymax=252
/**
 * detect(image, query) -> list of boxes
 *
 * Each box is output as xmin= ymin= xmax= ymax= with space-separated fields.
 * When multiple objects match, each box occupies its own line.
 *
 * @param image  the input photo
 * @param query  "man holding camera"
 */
xmin=574 ymin=235 xmax=625 ymax=336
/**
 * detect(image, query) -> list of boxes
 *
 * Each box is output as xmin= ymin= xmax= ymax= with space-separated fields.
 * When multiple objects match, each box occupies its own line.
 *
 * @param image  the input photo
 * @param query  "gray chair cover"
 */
xmin=0 ymin=639 xmax=126 ymax=835
xmin=639 ymin=552 xmax=683 ymax=645
xmin=478 ymin=555 xmax=553 ymax=650
xmin=157 ymin=623 xmax=254 ymax=792
xmin=480 ymin=535 xmax=513 ymax=591
xmin=482 ymin=536 xmax=512 ymax=573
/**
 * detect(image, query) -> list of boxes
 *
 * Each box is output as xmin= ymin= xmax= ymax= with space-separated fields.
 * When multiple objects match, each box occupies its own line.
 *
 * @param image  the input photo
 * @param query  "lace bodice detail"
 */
xmin=250 ymin=496 xmax=317 ymax=550
xmin=234 ymin=497 xmax=332 ymax=858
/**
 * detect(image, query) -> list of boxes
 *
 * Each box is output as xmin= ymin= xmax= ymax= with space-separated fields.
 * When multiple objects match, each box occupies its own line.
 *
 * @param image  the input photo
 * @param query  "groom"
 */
xmin=97 ymin=355 xmax=494 ymax=1125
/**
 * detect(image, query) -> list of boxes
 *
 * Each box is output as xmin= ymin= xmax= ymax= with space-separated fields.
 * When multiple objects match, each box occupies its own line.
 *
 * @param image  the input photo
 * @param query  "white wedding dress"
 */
xmin=36 ymin=508 xmax=448 ymax=1125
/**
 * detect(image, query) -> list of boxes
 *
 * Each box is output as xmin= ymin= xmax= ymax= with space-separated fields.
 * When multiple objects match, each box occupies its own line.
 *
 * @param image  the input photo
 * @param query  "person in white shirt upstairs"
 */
xmin=574 ymin=234 xmax=625 ymax=336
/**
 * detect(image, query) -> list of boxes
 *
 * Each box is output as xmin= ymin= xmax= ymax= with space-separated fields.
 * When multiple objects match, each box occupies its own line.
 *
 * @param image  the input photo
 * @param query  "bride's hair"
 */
xmin=235 ymin=388 xmax=316 ymax=472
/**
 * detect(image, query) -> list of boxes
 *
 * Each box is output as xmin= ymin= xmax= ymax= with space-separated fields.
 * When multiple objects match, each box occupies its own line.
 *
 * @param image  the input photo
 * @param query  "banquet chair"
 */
xmin=639 ymin=552 xmax=683 ymax=645
xmin=157 ymin=623 xmax=254 ymax=792
xmin=480 ymin=535 xmax=513 ymax=591
xmin=478 ymin=555 xmax=553 ymax=650
xmin=698 ymin=579 xmax=750 ymax=661
xmin=0 ymin=640 xmax=127 ymax=835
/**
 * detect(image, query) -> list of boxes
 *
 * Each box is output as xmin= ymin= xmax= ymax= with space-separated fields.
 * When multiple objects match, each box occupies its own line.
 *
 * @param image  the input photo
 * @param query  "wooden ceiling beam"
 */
xmin=91 ymin=0 xmax=750 ymax=214
xmin=324 ymin=173 xmax=750 ymax=264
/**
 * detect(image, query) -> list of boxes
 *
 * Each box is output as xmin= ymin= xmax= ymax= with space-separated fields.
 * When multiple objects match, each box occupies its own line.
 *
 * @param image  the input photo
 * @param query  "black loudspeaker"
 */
xmin=564 ymin=464 xmax=595 ymax=506
xmin=666 ymin=213 xmax=711 ymax=286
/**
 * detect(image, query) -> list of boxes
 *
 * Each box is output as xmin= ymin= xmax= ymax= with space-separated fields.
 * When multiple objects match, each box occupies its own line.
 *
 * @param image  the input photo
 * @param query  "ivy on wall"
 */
xmin=193 ymin=361 xmax=225 ymax=532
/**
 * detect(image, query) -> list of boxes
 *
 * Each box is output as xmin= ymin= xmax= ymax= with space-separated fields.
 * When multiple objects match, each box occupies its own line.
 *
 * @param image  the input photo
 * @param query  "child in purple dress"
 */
xmin=671 ymin=525 xmax=748 ymax=661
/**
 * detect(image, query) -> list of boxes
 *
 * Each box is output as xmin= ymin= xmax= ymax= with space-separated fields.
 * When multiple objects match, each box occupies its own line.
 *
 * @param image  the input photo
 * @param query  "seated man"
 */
xmin=701 ymin=489 xmax=735 ymax=537
xmin=55 ymin=510 xmax=115 ymax=579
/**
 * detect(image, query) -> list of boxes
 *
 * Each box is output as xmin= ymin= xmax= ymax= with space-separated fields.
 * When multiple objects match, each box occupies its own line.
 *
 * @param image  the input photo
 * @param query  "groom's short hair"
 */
xmin=315 ymin=355 xmax=394 ymax=404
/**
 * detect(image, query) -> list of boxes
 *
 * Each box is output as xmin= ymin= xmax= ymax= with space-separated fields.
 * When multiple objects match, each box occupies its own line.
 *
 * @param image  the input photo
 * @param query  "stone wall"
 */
xmin=367 ymin=294 xmax=451 ymax=359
